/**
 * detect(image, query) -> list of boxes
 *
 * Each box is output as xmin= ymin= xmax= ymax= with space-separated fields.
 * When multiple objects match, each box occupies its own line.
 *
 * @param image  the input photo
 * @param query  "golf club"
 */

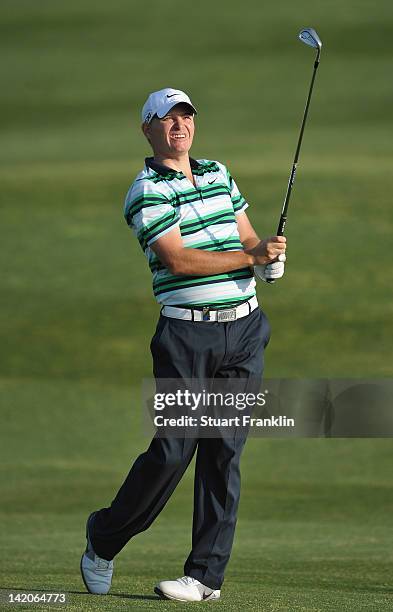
xmin=266 ymin=27 xmax=322 ymax=283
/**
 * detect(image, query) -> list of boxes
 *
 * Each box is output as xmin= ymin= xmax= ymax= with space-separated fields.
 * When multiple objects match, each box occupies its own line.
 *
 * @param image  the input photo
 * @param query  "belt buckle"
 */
xmin=202 ymin=306 xmax=210 ymax=321
xmin=217 ymin=308 xmax=236 ymax=322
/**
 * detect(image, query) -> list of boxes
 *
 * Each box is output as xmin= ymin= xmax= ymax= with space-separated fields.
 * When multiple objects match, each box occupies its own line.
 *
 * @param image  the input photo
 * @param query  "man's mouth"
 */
xmin=170 ymin=133 xmax=186 ymax=140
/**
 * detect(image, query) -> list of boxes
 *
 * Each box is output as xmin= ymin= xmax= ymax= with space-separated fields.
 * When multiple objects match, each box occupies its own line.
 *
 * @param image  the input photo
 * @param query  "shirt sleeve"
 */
xmin=124 ymin=182 xmax=180 ymax=251
xmin=214 ymin=161 xmax=249 ymax=216
xmin=227 ymin=169 xmax=249 ymax=215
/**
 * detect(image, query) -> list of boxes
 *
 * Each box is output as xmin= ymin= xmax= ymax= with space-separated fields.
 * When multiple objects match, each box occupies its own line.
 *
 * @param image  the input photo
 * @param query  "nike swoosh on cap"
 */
xmin=166 ymin=94 xmax=179 ymax=98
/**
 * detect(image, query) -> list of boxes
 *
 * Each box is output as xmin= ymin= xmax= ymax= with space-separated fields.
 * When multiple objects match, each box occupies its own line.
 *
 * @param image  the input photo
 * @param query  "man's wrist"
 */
xmin=244 ymin=251 xmax=256 ymax=266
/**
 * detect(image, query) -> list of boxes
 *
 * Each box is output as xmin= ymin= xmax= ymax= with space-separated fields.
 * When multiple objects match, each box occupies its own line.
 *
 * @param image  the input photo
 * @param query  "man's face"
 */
xmin=142 ymin=103 xmax=195 ymax=157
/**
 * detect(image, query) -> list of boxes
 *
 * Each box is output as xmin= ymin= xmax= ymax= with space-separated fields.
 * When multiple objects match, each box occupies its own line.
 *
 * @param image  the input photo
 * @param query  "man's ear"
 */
xmin=141 ymin=122 xmax=151 ymax=143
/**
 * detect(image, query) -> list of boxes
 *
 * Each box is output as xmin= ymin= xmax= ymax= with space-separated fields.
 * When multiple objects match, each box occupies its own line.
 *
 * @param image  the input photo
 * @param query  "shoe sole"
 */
xmin=80 ymin=554 xmax=95 ymax=595
xmin=154 ymin=587 xmax=189 ymax=602
xmin=80 ymin=512 xmax=100 ymax=595
xmin=154 ymin=586 xmax=220 ymax=602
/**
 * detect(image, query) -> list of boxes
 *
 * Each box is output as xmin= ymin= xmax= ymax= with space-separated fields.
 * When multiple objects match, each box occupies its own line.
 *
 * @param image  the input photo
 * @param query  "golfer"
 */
xmin=80 ymin=88 xmax=286 ymax=602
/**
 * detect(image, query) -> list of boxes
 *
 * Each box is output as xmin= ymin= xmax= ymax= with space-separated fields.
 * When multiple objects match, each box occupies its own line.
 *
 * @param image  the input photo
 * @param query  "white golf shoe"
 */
xmin=154 ymin=575 xmax=221 ymax=602
xmin=80 ymin=512 xmax=114 ymax=595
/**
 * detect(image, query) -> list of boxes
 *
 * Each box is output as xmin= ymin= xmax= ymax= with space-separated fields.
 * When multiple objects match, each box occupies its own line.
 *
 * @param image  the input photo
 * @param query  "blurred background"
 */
xmin=1 ymin=1 xmax=393 ymax=610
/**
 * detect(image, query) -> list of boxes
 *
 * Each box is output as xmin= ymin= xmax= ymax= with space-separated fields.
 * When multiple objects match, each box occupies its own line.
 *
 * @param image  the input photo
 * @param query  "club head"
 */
xmin=299 ymin=28 xmax=322 ymax=50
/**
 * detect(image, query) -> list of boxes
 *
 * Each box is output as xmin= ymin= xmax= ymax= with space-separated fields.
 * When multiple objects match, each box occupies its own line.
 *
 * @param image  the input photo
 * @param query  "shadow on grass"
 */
xmin=2 ymin=582 xmax=393 ymax=600
xmin=70 ymin=590 xmax=160 ymax=601
xmin=110 ymin=592 xmax=160 ymax=601
xmin=0 ymin=587 xmax=160 ymax=602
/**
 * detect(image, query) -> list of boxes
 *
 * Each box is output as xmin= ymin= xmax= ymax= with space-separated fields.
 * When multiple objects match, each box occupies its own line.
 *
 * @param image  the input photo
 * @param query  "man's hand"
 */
xmin=245 ymin=236 xmax=287 ymax=266
xmin=254 ymin=254 xmax=286 ymax=282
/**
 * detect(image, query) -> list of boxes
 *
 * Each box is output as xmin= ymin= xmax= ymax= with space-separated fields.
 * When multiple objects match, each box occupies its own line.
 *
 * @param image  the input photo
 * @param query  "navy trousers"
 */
xmin=90 ymin=306 xmax=270 ymax=590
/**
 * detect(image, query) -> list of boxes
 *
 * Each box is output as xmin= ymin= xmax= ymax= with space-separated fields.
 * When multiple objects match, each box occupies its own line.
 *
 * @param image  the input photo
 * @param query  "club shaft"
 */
xmin=277 ymin=53 xmax=320 ymax=236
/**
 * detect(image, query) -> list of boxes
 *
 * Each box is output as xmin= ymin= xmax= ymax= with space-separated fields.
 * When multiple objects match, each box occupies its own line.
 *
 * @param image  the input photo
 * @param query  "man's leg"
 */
xmin=88 ymin=315 xmax=203 ymax=561
xmin=183 ymin=308 xmax=270 ymax=589
xmin=90 ymin=435 xmax=198 ymax=560
xmin=183 ymin=432 xmax=248 ymax=590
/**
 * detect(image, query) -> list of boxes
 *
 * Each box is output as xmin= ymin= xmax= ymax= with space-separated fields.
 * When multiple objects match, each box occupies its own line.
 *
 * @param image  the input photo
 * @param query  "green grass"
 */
xmin=1 ymin=0 xmax=393 ymax=610
xmin=2 ymin=379 xmax=393 ymax=611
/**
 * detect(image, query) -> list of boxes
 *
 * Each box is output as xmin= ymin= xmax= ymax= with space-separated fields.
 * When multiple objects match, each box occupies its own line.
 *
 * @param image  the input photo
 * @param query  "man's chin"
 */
xmin=169 ymin=145 xmax=192 ymax=155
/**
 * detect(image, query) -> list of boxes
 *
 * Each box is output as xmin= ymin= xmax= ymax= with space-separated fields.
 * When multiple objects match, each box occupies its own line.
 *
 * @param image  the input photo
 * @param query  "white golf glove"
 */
xmin=254 ymin=254 xmax=286 ymax=282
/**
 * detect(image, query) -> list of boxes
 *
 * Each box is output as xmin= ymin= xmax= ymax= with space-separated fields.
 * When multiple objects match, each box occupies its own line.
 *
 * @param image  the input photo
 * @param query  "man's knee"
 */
xmin=148 ymin=438 xmax=195 ymax=472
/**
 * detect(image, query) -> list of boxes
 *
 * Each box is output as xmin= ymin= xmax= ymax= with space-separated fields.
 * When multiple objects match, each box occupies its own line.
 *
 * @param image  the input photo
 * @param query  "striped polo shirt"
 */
xmin=124 ymin=157 xmax=256 ymax=307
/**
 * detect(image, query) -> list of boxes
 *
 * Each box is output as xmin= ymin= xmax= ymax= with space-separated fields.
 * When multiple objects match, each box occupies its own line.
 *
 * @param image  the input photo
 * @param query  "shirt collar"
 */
xmin=145 ymin=156 xmax=202 ymax=178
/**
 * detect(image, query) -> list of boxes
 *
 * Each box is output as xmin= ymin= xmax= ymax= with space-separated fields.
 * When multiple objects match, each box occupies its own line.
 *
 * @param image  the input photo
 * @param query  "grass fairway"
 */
xmin=2 ymin=380 xmax=393 ymax=611
xmin=1 ymin=0 xmax=393 ymax=610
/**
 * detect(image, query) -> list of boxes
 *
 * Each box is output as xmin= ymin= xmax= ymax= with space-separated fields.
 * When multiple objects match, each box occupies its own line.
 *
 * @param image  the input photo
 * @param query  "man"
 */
xmin=80 ymin=88 xmax=286 ymax=602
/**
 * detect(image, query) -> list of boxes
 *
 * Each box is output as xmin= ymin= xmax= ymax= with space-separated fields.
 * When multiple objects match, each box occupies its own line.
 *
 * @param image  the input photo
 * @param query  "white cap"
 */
xmin=141 ymin=87 xmax=197 ymax=124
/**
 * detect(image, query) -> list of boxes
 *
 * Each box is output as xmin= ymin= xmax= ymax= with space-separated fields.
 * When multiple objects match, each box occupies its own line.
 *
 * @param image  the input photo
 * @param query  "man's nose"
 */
xmin=172 ymin=117 xmax=184 ymax=129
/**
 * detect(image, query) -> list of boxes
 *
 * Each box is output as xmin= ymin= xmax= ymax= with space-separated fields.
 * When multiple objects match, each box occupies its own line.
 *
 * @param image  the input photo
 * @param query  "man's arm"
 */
xmin=236 ymin=211 xmax=261 ymax=250
xmin=150 ymin=213 xmax=286 ymax=276
xmin=238 ymin=211 xmax=287 ymax=281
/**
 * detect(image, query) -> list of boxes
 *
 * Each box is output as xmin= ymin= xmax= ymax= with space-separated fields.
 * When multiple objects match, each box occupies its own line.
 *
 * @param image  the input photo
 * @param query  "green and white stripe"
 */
xmin=124 ymin=157 xmax=256 ymax=307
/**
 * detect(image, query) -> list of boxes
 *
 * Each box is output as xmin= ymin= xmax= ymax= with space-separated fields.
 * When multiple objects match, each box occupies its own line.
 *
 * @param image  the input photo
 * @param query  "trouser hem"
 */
xmin=185 ymin=568 xmax=223 ymax=591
